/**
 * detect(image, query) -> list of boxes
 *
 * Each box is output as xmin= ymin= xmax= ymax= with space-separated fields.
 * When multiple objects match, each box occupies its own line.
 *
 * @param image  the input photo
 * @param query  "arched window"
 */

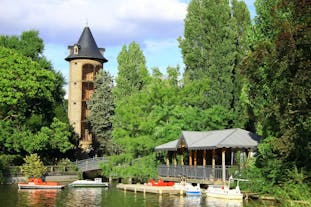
xmin=74 ymin=45 xmax=79 ymax=54
xmin=82 ymin=64 xmax=94 ymax=81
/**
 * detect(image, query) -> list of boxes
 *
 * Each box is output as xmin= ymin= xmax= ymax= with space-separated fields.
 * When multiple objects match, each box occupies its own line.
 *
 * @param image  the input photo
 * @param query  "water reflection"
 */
xmin=172 ymin=195 xmax=203 ymax=207
xmin=185 ymin=196 xmax=202 ymax=207
xmin=206 ymin=197 xmax=243 ymax=207
xmin=18 ymin=189 xmax=60 ymax=207
xmin=65 ymin=188 xmax=105 ymax=207
xmin=4 ymin=184 xmax=279 ymax=207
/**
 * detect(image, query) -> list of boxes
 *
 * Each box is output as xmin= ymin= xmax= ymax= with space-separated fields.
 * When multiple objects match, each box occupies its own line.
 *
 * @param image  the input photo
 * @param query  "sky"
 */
xmin=0 ymin=0 xmax=256 ymax=96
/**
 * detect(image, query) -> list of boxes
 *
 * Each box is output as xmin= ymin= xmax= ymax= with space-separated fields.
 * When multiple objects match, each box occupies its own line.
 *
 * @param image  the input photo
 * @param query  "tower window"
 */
xmin=74 ymin=45 xmax=79 ymax=54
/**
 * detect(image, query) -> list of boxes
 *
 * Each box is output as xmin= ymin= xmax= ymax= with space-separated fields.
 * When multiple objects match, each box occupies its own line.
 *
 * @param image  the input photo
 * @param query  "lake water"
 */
xmin=0 ymin=184 xmax=278 ymax=207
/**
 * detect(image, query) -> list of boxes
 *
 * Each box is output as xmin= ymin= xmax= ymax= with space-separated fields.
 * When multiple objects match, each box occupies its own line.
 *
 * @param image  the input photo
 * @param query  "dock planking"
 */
xmin=116 ymin=183 xmax=185 ymax=195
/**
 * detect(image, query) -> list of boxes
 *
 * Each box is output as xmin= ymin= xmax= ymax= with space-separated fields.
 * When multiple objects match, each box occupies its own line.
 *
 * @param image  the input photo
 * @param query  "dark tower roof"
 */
xmin=65 ymin=26 xmax=108 ymax=63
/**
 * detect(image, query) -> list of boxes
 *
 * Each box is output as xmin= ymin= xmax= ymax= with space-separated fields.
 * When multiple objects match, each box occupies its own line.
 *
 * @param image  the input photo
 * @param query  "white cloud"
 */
xmin=0 ymin=0 xmax=187 ymax=46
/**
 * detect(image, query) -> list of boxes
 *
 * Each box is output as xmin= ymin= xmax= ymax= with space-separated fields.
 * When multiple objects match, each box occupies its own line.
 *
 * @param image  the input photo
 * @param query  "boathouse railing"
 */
xmin=75 ymin=156 xmax=107 ymax=172
xmin=158 ymin=165 xmax=231 ymax=180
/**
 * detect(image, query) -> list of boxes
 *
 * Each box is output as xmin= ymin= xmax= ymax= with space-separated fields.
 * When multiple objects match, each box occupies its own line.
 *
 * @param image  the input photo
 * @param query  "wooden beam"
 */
xmin=194 ymin=150 xmax=197 ymax=166
xmin=166 ymin=152 xmax=170 ymax=166
xmin=181 ymin=148 xmax=184 ymax=166
xmin=222 ymin=148 xmax=226 ymax=182
xmin=189 ymin=150 xmax=193 ymax=166
xmin=212 ymin=149 xmax=215 ymax=168
xmin=174 ymin=151 xmax=177 ymax=166
xmin=203 ymin=149 xmax=206 ymax=166
xmin=248 ymin=148 xmax=252 ymax=159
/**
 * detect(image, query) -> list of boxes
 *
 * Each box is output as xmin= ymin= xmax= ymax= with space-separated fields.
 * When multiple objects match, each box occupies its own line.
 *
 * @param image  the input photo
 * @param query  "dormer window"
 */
xmin=74 ymin=45 xmax=79 ymax=54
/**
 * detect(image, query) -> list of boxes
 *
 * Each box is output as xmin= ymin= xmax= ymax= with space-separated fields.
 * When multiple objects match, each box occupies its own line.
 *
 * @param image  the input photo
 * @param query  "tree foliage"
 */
xmin=20 ymin=154 xmax=47 ymax=178
xmin=0 ymin=31 xmax=74 ymax=165
xmin=87 ymin=70 xmax=115 ymax=155
xmin=179 ymin=0 xmax=251 ymax=128
xmin=242 ymin=0 xmax=311 ymax=168
xmin=239 ymin=0 xmax=311 ymax=200
xmin=114 ymin=41 xmax=149 ymax=99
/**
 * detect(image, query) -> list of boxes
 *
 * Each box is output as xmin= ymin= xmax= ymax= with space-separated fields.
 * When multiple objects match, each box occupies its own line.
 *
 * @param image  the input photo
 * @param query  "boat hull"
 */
xmin=69 ymin=183 xmax=109 ymax=187
xmin=18 ymin=184 xmax=64 ymax=189
xmin=68 ymin=180 xmax=109 ymax=188
xmin=186 ymin=191 xmax=202 ymax=196
xmin=206 ymin=192 xmax=243 ymax=200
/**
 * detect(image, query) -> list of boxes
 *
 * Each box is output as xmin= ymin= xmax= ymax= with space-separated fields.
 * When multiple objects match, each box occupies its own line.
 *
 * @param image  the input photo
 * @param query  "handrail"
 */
xmin=75 ymin=156 xmax=107 ymax=172
xmin=158 ymin=165 xmax=232 ymax=180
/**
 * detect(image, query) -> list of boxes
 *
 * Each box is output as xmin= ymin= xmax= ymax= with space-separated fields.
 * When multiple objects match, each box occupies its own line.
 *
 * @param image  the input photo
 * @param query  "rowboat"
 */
xmin=206 ymin=177 xmax=247 ymax=200
xmin=147 ymin=179 xmax=174 ymax=187
xmin=18 ymin=178 xmax=64 ymax=189
xmin=68 ymin=178 xmax=109 ymax=187
xmin=185 ymin=183 xmax=202 ymax=196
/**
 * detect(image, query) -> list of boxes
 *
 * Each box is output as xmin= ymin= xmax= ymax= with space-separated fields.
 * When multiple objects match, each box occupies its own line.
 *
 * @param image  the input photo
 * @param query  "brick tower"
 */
xmin=65 ymin=26 xmax=108 ymax=151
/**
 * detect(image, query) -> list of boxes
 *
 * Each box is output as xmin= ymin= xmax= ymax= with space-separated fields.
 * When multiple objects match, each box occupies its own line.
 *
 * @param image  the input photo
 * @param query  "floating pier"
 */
xmin=116 ymin=183 xmax=185 ymax=195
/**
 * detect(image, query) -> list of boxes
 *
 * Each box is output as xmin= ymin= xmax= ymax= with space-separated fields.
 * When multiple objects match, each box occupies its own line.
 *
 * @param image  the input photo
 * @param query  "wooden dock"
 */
xmin=116 ymin=183 xmax=185 ymax=195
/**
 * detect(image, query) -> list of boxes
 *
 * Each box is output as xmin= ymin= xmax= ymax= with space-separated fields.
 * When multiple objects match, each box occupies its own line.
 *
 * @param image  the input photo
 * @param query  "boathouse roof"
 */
xmin=155 ymin=128 xmax=260 ymax=151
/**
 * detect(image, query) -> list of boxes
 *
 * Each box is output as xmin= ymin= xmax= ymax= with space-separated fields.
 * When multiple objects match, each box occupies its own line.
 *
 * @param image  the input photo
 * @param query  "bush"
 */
xmin=20 ymin=154 xmax=47 ymax=178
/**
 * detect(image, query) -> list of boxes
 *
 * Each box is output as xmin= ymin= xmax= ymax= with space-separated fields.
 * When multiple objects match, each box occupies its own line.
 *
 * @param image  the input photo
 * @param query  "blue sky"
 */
xmin=0 ymin=0 xmax=256 ymax=97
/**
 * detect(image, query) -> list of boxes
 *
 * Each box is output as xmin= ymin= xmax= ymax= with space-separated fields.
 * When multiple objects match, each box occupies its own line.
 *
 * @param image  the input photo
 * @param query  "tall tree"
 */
xmin=179 ymin=0 xmax=234 ymax=109
xmin=0 ymin=31 xmax=73 ymax=164
xmin=114 ymin=41 xmax=149 ymax=99
xmin=179 ymin=0 xmax=251 ymax=128
xmin=242 ymin=0 xmax=311 ymax=182
xmin=87 ymin=70 xmax=115 ymax=155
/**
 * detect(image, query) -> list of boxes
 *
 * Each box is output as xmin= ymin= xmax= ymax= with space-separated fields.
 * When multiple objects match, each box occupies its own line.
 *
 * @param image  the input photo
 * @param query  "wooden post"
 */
xmin=231 ymin=150 xmax=234 ymax=166
xmin=203 ymin=149 xmax=206 ymax=166
xmin=248 ymin=148 xmax=253 ymax=161
xmin=189 ymin=150 xmax=193 ymax=166
xmin=212 ymin=149 xmax=215 ymax=169
xmin=174 ymin=151 xmax=177 ymax=166
xmin=222 ymin=148 xmax=226 ymax=182
xmin=194 ymin=150 xmax=197 ymax=166
xmin=166 ymin=152 xmax=170 ymax=166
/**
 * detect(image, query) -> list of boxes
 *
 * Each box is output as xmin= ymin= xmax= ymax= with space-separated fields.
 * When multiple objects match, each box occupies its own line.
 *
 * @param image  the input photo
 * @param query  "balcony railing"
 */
xmin=158 ymin=165 xmax=231 ymax=180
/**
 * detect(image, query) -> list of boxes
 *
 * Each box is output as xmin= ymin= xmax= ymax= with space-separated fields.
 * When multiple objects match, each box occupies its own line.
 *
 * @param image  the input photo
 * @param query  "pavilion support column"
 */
xmin=189 ymin=150 xmax=193 ymax=166
xmin=211 ymin=149 xmax=216 ymax=180
xmin=166 ymin=152 xmax=170 ymax=166
xmin=203 ymin=149 xmax=206 ymax=166
xmin=231 ymin=149 xmax=234 ymax=166
xmin=222 ymin=148 xmax=226 ymax=182
xmin=212 ymin=149 xmax=215 ymax=169
xmin=181 ymin=148 xmax=184 ymax=166
xmin=194 ymin=150 xmax=197 ymax=166
xmin=174 ymin=151 xmax=177 ymax=166
xmin=248 ymin=148 xmax=252 ymax=158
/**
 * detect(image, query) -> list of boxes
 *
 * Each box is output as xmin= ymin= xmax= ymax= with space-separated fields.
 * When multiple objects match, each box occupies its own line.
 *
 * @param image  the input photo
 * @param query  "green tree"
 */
xmin=178 ymin=0 xmax=251 ymax=128
xmin=179 ymin=0 xmax=234 ymax=108
xmin=240 ymin=0 xmax=311 ymax=199
xmin=0 ymin=31 xmax=66 ymax=127
xmin=243 ymin=0 xmax=311 ymax=168
xmin=87 ymin=70 xmax=115 ymax=155
xmin=20 ymin=153 xmax=47 ymax=178
xmin=114 ymin=41 xmax=149 ymax=99
xmin=109 ymin=66 xmax=182 ymax=179
xmin=0 ymin=31 xmax=73 ymax=164
xmin=0 ymin=46 xmax=57 ymax=125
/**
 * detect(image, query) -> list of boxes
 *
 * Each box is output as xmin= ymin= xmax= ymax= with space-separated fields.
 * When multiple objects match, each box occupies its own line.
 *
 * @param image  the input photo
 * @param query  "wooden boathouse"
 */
xmin=155 ymin=128 xmax=260 ymax=184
